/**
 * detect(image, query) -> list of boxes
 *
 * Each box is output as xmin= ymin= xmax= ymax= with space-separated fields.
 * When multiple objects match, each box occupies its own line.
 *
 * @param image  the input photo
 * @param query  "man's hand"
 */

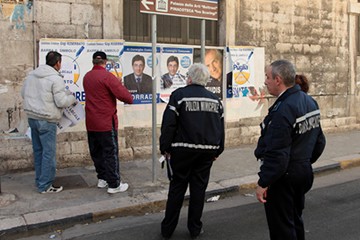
xmin=256 ymin=185 xmax=268 ymax=203
xmin=71 ymin=100 xmax=79 ymax=107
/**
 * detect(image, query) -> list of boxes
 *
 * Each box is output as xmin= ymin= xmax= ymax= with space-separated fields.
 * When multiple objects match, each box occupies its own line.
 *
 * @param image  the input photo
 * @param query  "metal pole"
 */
xmin=222 ymin=46 xmax=227 ymax=119
xmin=32 ymin=0 xmax=37 ymax=69
xmin=151 ymin=14 xmax=157 ymax=183
xmin=201 ymin=19 xmax=206 ymax=63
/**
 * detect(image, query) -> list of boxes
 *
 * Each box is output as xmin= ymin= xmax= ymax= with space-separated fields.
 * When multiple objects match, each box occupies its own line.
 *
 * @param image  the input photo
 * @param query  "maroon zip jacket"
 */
xmin=83 ymin=65 xmax=133 ymax=131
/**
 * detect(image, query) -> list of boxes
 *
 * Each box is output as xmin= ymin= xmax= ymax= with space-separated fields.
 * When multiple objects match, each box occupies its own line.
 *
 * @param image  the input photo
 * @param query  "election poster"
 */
xmin=57 ymin=102 xmax=85 ymax=133
xmin=39 ymin=39 xmax=124 ymax=103
xmin=26 ymin=102 xmax=85 ymax=138
xmin=193 ymin=48 xmax=224 ymax=99
xmin=228 ymin=47 xmax=256 ymax=97
xmin=159 ymin=46 xmax=193 ymax=103
xmin=226 ymin=47 xmax=266 ymax=119
xmin=121 ymin=44 xmax=160 ymax=104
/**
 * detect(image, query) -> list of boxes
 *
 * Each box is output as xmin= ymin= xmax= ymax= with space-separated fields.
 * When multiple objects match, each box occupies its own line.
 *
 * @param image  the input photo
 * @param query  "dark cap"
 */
xmin=93 ymin=51 xmax=107 ymax=60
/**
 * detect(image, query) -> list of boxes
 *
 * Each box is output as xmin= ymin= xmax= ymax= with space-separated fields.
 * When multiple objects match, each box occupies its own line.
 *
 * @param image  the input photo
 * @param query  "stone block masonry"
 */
xmin=1 ymin=117 xmax=360 ymax=173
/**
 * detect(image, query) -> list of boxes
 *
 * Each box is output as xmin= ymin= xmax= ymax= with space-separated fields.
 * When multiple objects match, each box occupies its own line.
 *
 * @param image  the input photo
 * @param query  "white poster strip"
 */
xmin=57 ymin=102 xmax=85 ymax=133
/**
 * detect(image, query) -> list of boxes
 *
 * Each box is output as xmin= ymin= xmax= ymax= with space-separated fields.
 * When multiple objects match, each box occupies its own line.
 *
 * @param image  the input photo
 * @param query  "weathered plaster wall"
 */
xmin=3 ymin=0 xmax=355 ymax=131
xmin=35 ymin=0 xmax=103 ymax=39
xmin=0 ymin=0 xmax=104 ymax=132
xmin=348 ymin=1 xmax=360 ymax=122
xmin=0 ymin=1 xmax=34 ymax=133
xmin=1 ymin=0 xmax=360 ymax=173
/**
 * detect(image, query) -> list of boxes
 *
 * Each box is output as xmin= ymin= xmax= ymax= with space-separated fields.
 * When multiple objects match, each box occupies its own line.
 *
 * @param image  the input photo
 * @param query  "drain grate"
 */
xmin=53 ymin=175 xmax=88 ymax=189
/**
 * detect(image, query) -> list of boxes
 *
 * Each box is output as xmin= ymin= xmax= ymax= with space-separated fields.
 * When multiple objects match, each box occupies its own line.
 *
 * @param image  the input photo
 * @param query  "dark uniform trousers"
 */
xmin=264 ymin=162 xmax=314 ymax=240
xmin=161 ymin=151 xmax=215 ymax=238
xmin=87 ymin=128 xmax=120 ymax=188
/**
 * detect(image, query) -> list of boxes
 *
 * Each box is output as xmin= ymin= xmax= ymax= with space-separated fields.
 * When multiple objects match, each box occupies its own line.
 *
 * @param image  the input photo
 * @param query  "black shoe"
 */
xmin=190 ymin=229 xmax=204 ymax=239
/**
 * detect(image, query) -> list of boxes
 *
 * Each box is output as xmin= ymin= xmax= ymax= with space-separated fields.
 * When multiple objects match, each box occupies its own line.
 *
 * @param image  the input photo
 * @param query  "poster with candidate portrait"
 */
xmin=193 ymin=48 xmax=224 ymax=99
xmin=39 ymin=39 xmax=124 ymax=103
xmin=159 ymin=46 xmax=193 ymax=103
xmin=121 ymin=44 xmax=161 ymax=104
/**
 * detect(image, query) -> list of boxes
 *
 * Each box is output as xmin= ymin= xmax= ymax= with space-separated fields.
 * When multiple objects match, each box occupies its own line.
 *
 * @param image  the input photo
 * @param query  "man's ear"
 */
xmin=187 ymin=78 xmax=192 ymax=85
xmin=274 ymin=75 xmax=282 ymax=85
xmin=54 ymin=61 xmax=61 ymax=71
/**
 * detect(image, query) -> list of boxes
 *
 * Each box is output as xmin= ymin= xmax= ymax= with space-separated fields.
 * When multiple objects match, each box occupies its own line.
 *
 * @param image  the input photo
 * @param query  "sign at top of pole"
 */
xmin=140 ymin=0 xmax=218 ymax=21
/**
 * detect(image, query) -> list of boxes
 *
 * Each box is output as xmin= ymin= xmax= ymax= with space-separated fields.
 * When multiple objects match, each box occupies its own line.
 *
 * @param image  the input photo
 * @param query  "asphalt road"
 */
xmin=19 ymin=166 xmax=360 ymax=240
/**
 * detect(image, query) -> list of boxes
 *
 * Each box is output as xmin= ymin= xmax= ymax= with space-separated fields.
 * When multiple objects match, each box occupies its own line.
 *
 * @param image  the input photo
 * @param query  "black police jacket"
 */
xmin=255 ymin=84 xmax=326 ymax=188
xmin=160 ymin=84 xmax=225 ymax=157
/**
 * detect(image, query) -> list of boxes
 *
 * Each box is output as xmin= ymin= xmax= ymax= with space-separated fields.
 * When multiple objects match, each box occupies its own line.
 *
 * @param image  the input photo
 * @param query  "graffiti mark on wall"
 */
xmin=248 ymin=86 xmax=266 ymax=110
xmin=0 ymin=0 xmax=33 ymax=30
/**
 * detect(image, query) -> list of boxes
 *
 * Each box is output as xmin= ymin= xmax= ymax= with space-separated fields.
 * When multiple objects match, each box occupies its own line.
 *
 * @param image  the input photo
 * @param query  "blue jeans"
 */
xmin=28 ymin=118 xmax=57 ymax=192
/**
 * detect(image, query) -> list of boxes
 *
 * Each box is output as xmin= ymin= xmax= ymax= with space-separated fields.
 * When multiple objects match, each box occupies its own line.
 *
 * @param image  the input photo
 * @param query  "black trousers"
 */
xmin=264 ymin=162 xmax=314 ymax=240
xmin=161 ymin=151 xmax=215 ymax=238
xmin=87 ymin=129 xmax=120 ymax=188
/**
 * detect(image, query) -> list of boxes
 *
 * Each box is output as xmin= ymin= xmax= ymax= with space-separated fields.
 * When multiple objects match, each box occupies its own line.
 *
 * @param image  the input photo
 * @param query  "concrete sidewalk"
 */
xmin=1 ymin=130 xmax=360 ymax=238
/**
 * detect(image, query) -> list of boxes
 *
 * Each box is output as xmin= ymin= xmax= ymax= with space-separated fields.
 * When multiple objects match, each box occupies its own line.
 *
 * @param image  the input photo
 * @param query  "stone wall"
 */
xmin=1 ymin=116 xmax=360 ymax=173
xmin=1 ymin=0 xmax=360 ymax=173
xmin=233 ymin=0 xmax=353 ymax=119
xmin=0 ymin=0 xmax=105 ymax=133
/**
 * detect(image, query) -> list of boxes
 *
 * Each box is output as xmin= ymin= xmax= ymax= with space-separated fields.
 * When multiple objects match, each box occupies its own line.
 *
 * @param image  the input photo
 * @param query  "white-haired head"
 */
xmin=187 ymin=63 xmax=210 ymax=86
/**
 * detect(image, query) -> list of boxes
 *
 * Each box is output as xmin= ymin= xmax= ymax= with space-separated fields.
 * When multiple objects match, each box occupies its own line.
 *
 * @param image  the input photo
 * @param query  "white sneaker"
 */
xmin=41 ymin=185 xmax=63 ymax=193
xmin=97 ymin=179 xmax=108 ymax=188
xmin=107 ymin=182 xmax=129 ymax=194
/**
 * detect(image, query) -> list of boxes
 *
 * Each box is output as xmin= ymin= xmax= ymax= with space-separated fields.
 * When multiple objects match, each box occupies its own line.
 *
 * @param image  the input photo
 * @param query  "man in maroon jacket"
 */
xmin=83 ymin=51 xmax=133 ymax=194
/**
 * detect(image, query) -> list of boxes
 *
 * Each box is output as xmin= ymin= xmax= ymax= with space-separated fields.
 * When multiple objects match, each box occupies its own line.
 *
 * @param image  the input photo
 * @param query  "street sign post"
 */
xmin=140 ymin=0 xmax=218 ymax=182
xmin=140 ymin=0 xmax=218 ymax=21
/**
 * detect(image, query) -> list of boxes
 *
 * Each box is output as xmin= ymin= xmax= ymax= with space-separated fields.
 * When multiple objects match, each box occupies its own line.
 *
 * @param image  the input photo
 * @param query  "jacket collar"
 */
xmin=92 ymin=65 xmax=106 ymax=70
xmin=278 ymin=84 xmax=301 ymax=101
xmin=269 ymin=84 xmax=301 ymax=112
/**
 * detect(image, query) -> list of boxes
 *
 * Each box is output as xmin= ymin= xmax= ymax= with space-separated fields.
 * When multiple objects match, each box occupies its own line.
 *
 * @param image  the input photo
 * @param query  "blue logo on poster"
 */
xmin=147 ymin=56 xmax=158 ymax=68
xmin=181 ymin=56 xmax=191 ymax=68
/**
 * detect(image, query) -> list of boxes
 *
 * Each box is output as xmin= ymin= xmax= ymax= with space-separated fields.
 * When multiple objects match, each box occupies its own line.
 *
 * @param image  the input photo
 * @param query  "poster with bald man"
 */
xmin=192 ymin=48 xmax=224 ymax=99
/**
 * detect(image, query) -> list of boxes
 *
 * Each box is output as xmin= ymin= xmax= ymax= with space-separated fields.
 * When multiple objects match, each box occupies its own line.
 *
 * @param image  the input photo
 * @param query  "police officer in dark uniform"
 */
xmin=255 ymin=60 xmax=326 ymax=240
xmin=160 ymin=63 xmax=225 ymax=239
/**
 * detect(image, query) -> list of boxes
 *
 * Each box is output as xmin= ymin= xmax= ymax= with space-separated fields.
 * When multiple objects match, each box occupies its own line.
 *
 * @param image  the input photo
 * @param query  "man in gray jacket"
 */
xmin=21 ymin=51 xmax=76 ymax=193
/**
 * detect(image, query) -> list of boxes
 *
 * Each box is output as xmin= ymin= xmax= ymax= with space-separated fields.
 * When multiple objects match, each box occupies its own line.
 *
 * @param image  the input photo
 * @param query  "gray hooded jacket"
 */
xmin=21 ymin=64 xmax=76 ymax=122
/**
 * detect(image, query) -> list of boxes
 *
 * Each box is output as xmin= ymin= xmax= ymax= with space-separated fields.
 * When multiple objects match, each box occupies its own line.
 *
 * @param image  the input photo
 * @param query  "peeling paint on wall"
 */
xmin=7 ymin=107 xmax=13 ymax=128
xmin=0 ymin=84 xmax=9 ymax=94
xmin=11 ymin=3 xmax=25 ymax=29
xmin=0 ymin=0 xmax=33 ymax=30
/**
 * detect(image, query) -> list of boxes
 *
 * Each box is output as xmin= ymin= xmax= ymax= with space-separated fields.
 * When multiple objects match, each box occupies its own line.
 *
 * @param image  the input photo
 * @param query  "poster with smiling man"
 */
xmin=159 ymin=46 xmax=193 ymax=103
